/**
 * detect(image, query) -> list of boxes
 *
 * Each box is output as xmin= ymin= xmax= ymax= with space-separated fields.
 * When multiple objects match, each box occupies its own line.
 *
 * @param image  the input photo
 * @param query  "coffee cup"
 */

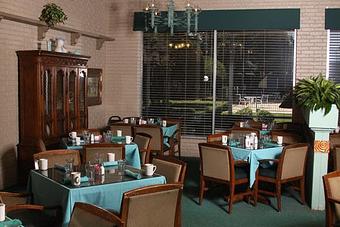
xmin=107 ymin=153 xmax=115 ymax=162
xmin=69 ymin=131 xmax=77 ymax=140
xmin=0 ymin=203 xmax=5 ymax=221
xmin=277 ymin=136 xmax=283 ymax=145
xmin=117 ymin=130 xmax=122 ymax=137
xmin=71 ymin=172 xmax=81 ymax=186
xmin=162 ymin=120 xmax=167 ymax=127
xmin=124 ymin=119 xmax=129 ymax=124
xmin=144 ymin=163 xmax=157 ymax=176
xmin=38 ymin=158 xmax=48 ymax=170
xmin=239 ymin=122 xmax=244 ymax=128
xmin=222 ymin=135 xmax=228 ymax=145
xmin=125 ymin=136 xmax=133 ymax=144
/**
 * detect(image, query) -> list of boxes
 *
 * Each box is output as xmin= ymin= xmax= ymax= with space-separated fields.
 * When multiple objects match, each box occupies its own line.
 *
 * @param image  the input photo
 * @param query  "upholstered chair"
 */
xmin=323 ymin=170 xmax=340 ymax=227
xmin=33 ymin=149 xmax=81 ymax=168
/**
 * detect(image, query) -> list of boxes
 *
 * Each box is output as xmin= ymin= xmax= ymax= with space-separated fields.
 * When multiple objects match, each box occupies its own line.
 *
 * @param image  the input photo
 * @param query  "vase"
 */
xmin=55 ymin=38 xmax=66 ymax=53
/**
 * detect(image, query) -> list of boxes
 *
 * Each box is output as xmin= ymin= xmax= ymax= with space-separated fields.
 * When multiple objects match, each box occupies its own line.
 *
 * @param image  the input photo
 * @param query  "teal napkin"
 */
xmin=103 ymin=161 xmax=118 ymax=167
xmin=0 ymin=218 xmax=23 ymax=227
xmin=80 ymin=176 xmax=89 ymax=182
xmin=124 ymin=169 xmax=141 ymax=179
xmin=111 ymin=136 xmax=125 ymax=141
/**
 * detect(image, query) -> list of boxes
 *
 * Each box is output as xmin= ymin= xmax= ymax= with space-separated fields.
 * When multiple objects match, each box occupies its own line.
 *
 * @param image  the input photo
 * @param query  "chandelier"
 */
xmin=144 ymin=0 xmax=201 ymax=35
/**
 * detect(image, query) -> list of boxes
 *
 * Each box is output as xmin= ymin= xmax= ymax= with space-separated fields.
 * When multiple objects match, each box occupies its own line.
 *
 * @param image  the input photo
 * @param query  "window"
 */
xmin=328 ymin=30 xmax=340 ymax=83
xmin=142 ymin=31 xmax=295 ymax=136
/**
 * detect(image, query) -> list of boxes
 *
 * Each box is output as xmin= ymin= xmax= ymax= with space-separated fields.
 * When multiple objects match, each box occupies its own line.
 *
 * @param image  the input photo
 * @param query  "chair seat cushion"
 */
xmin=235 ymin=166 xmax=248 ymax=180
xmin=259 ymin=165 xmax=277 ymax=178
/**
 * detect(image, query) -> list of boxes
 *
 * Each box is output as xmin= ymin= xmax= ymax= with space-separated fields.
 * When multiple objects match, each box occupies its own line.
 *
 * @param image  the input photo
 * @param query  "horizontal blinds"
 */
xmin=214 ymin=31 xmax=294 ymax=131
xmin=329 ymin=30 xmax=340 ymax=83
xmin=142 ymin=32 xmax=214 ymax=136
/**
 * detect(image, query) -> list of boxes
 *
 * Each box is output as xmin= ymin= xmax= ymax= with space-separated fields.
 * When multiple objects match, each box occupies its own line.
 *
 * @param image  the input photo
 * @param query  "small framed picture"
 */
xmin=87 ymin=68 xmax=102 ymax=106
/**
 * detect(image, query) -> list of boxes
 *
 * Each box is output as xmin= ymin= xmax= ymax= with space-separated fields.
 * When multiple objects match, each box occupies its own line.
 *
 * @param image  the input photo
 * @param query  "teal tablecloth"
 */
xmin=162 ymin=124 xmax=177 ymax=147
xmin=61 ymin=139 xmax=141 ymax=169
xmin=29 ymin=170 xmax=166 ymax=227
xmin=231 ymin=146 xmax=283 ymax=187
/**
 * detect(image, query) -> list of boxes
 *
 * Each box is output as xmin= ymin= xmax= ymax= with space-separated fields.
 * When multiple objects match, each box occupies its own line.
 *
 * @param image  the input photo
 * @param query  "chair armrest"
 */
xmin=6 ymin=204 xmax=44 ymax=212
xmin=109 ymin=211 xmax=125 ymax=226
xmin=328 ymin=197 xmax=340 ymax=205
xmin=258 ymin=159 xmax=279 ymax=163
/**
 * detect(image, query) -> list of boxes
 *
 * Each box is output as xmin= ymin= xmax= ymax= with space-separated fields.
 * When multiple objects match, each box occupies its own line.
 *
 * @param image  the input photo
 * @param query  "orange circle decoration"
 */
xmin=314 ymin=140 xmax=330 ymax=153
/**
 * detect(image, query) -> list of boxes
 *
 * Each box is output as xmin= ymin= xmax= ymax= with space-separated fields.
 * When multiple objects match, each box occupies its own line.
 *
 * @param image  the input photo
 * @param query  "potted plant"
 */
xmin=294 ymin=73 xmax=340 ymax=128
xmin=39 ymin=3 xmax=68 ymax=27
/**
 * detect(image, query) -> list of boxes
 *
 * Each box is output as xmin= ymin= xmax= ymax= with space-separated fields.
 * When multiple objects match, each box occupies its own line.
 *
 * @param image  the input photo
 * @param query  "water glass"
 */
xmin=65 ymin=158 xmax=74 ymax=173
xmin=118 ymin=160 xmax=126 ymax=175
xmin=85 ymin=162 xmax=95 ymax=182
xmin=83 ymin=130 xmax=90 ymax=144
xmin=104 ymin=130 xmax=113 ymax=142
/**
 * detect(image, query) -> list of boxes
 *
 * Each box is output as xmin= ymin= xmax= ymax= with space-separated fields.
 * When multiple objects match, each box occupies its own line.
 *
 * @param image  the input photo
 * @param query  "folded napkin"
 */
xmin=124 ymin=169 xmax=141 ymax=179
xmin=55 ymin=164 xmax=66 ymax=171
xmin=80 ymin=176 xmax=89 ymax=183
xmin=111 ymin=136 xmax=125 ymax=141
xmin=103 ymin=161 xmax=118 ymax=167
xmin=1 ymin=218 xmax=23 ymax=227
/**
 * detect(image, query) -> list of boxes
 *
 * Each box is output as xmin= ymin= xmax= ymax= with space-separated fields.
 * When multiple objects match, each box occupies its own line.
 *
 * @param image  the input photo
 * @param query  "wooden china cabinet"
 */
xmin=17 ymin=50 xmax=90 ymax=182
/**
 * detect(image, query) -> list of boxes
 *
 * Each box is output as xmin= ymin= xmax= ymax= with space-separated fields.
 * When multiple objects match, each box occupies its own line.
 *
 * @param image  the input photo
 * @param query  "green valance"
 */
xmin=325 ymin=9 xmax=340 ymax=29
xmin=134 ymin=8 xmax=300 ymax=32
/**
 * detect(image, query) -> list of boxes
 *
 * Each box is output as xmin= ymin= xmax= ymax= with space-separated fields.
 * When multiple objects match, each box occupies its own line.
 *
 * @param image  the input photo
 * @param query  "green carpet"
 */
xmin=181 ymin=157 xmax=324 ymax=227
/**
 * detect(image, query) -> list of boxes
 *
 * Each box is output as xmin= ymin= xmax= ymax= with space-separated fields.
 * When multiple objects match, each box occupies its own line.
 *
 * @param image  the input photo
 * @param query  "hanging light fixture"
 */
xmin=144 ymin=0 xmax=201 ymax=35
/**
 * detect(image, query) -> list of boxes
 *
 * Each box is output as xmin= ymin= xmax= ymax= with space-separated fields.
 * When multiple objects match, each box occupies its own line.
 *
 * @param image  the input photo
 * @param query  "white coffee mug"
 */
xmin=144 ymin=163 xmax=157 ymax=176
xmin=107 ymin=153 xmax=115 ymax=162
xmin=277 ymin=136 xmax=283 ymax=145
xmin=239 ymin=122 xmax=244 ymax=128
xmin=0 ymin=203 xmax=5 ymax=221
xmin=117 ymin=130 xmax=122 ymax=137
xmin=222 ymin=135 xmax=228 ymax=145
xmin=71 ymin=172 xmax=81 ymax=186
xmin=69 ymin=131 xmax=77 ymax=139
xmin=125 ymin=136 xmax=133 ymax=144
xmin=38 ymin=158 xmax=48 ymax=170
xmin=124 ymin=119 xmax=129 ymax=124
xmin=162 ymin=120 xmax=167 ymax=127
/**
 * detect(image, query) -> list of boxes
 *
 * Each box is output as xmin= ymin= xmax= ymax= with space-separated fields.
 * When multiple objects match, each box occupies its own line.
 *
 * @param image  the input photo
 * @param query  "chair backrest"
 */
xmin=134 ymin=133 xmax=152 ymax=165
xmin=107 ymin=115 xmax=122 ymax=126
xmin=84 ymin=144 xmax=125 ymax=163
xmin=134 ymin=125 xmax=163 ymax=154
xmin=230 ymin=127 xmax=260 ymax=139
xmin=278 ymin=143 xmax=308 ymax=180
xmin=121 ymin=184 xmax=182 ymax=227
xmin=330 ymin=134 xmax=340 ymax=150
xmin=69 ymin=202 xmax=118 ymax=227
xmin=270 ymin=130 xmax=304 ymax=145
xmin=335 ymin=146 xmax=340 ymax=171
xmin=234 ymin=120 xmax=262 ymax=130
xmin=110 ymin=123 xmax=133 ymax=136
xmin=33 ymin=149 xmax=81 ymax=168
xmin=0 ymin=192 xmax=29 ymax=206
xmin=207 ymin=132 xmax=230 ymax=143
xmin=323 ymin=171 xmax=340 ymax=223
xmin=152 ymin=156 xmax=187 ymax=184
xmin=198 ymin=143 xmax=233 ymax=181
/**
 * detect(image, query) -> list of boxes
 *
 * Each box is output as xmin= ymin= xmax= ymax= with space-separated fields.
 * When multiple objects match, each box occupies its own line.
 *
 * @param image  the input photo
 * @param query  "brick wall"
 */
xmin=0 ymin=0 xmax=340 ymax=188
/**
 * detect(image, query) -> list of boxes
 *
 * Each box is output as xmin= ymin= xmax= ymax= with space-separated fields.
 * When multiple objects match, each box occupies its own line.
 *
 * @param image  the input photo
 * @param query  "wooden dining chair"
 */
xmin=207 ymin=131 xmax=231 ymax=143
xmin=134 ymin=132 xmax=152 ymax=165
xmin=162 ymin=118 xmax=182 ymax=158
xmin=230 ymin=127 xmax=260 ymax=138
xmin=84 ymin=144 xmax=125 ymax=163
xmin=69 ymin=202 xmax=118 ymax=227
xmin=33 ymin=149 xmax=81 ymax=168
xmin=254 ymin=143 xmax=308 ymax=211
xmin=198 ymin=143 xmax=252 ymax=213
xmin=334 ymin=146 xmax=340 ymax=171
xmin=107 ymin=115 xmax=122 ymax=126
xmin=134 ymin=125 xmax=170 ymax=157
xmin=0 ymin=192 xmax=30 ymax=206
xmin=152 ymin=156 xmax=187 ymax=184
xmin=270 ymin=129 xmax=304 ymax=145
xmin=110 ymin=123 xmax=134 ymax=136
xmin=323 ymin=170 xmax=340 ymax=227
xmin=110 ymin=184 xmax=182 ymax=227
xmin=330 ymin=135 xmax=340 ymax=171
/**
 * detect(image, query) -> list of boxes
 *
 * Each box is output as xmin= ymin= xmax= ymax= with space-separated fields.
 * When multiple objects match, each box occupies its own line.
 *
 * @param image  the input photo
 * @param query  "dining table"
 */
xmin=28 ymin=166 xmax=166 ymax=227
xmin=60 ymin=138 xmax=141 ymax=169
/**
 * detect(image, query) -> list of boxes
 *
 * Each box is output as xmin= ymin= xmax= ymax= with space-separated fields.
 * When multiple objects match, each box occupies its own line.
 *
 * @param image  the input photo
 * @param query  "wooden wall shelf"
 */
xmin=0 ymin=11 xmax=114 ymax=50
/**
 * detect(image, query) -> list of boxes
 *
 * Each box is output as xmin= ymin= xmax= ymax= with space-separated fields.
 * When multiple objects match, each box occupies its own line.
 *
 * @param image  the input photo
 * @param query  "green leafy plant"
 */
xmin=256 ymin=109 xmax=273 ymax=122
xmin=39 ymin=3 xmax=68 ymax=27
xmin=235 ymin=107 xmax=253 ymax=116
xmin=294 ymin=73 xmax=340 ymax=115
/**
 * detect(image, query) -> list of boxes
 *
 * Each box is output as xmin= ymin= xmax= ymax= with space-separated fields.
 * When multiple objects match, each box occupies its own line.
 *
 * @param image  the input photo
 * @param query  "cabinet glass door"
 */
xmin=79 ymin=69 xmax=87 ymax=129
xmin=68 ymin=69 xmax=77 ymax=130
xmin=42 ymin=67 xmax=53 ymax=139
xmin=56 ymin=68 xmax=66 ymax=136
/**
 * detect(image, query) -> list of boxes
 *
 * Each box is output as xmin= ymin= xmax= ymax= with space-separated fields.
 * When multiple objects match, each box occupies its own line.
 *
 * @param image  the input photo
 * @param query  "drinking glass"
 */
xmin=65 ymin=158 xmax=74 ymax=173
xmin=83 ymin=130 xmax=90 ymax=144
xmin=117 ymin=160 xmax=126 ymax=175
